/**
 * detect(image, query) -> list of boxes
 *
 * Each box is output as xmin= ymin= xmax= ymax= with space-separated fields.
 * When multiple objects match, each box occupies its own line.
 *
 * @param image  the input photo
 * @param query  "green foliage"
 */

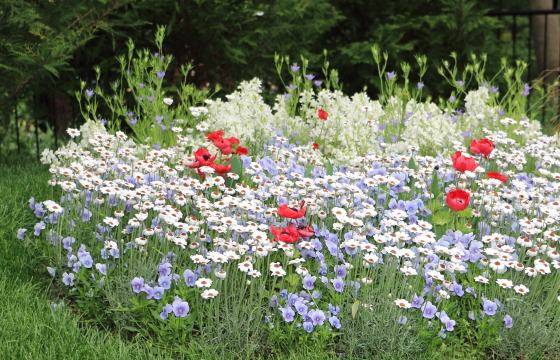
xmin=77 ymin=26 xmax=219 ymax=146
xmin=0 ymin=0 xmax=148 ymax=108
xmin=0 ymin=0 xmax=155 ymax=157
xmin=321 ymin=0 xmax=530 ymax=98
xmin=96 ymin=0 xmax=343 ymax=93
xmin=2 ymin=0 xmax=546 ymax=158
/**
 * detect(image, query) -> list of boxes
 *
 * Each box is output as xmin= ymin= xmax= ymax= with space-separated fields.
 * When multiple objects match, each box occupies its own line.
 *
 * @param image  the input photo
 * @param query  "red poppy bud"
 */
xmin=236 ymin=146 xmax=248 ymax=155
xmin=297 ymin=225 xmax=314 ymax=239
xmin=211 ymin=164 xmax=232 ymax=174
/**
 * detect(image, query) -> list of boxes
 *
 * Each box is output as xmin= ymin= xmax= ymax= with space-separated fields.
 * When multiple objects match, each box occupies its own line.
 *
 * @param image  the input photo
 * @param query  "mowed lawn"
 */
xmin=0 ymin=157 xmax=174 ymax=360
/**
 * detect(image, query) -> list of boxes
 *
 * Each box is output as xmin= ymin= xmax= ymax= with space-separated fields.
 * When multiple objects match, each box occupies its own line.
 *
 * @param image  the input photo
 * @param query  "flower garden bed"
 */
xmin=17 ymin=39 xmax=560 ymax=359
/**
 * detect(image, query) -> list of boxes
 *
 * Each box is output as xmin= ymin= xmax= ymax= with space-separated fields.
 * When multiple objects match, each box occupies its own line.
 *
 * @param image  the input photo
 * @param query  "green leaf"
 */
xmin=351 ymin=300 xmax=361 ymax=319
xmin=425 ymin=200 xmax=442 ymax=212
xmin=431 ymin=170 xmax=440 ymax=199
xmin=286 ymin=273 xmax=299 ymax=287
xmin=147 ymin=322 xmax=162 ymax=333
xmin=407 ymin=157 xmax=418 ymax=171
xmin=292 ymin=249 xmax=301 ymax=259
xmin=231 ymin=155 xmax=243 ymax=178
xmin=123 ymin=326 xmax=140 ymax=332
xmin=457 ymin=207 xmax=473 ymax=219
xmin=304 ymin=165 xmax=313 ymax=178
xmin=455 ymin=223 xmax=473 ymax=234
xmin=225 ymin=155 xmax=243 ymax=188
xmin=326 ymin=161 xmax=333 ymax=176
xmin=432 ymin=210 xmax=453 ymax=226
xmin=152 ymin=310 xmax=162 ymax=321
xmin=110 ymin=307 xmax=133 ymax=312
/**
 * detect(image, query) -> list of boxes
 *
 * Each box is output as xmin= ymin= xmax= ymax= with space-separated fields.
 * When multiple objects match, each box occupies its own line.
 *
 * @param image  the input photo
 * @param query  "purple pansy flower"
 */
xmin=62 ymin=272 xmax=74 ymax=286
xmin=422 ymin=301 xmax=437 ymax=319
xmin=503 ymin=315 xmax=513 ymax=328
xmin=17 ymin=228 xmax=27 ymax=240
xmin=483 ymin=298 xmax=497 ymax=316
xmin=172 ymin=298 xmax=190 ymax=317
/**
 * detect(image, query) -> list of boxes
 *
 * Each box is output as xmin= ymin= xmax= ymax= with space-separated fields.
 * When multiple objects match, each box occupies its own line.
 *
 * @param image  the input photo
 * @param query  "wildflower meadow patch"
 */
xmin=17 ymin=32 xmax=560 ymax=359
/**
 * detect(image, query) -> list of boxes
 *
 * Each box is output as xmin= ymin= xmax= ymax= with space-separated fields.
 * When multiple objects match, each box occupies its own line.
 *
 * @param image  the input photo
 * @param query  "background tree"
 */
xmin=316 ymin=0 xmax=531 ymax=98
xmin=2 ymin=0 xmax=546 ymax=156
xmin=0 ymin=0 xmax=150 ymax=153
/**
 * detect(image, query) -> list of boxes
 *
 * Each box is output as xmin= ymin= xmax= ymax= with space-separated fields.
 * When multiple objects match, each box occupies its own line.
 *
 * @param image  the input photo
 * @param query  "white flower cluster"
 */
xmin=40 ymin=149 xmax=59 ymax=165
xmin=203 ymin=80 xmax=555 ymax=165
xmin=205 ymin=78 xmax=275 ymax=146
xmin=55 ymin=85 xmax=551 ymax=170
xmin=293 ymin=90 xmax=384 ymax=164
xmin=386 ymin=98 xmax=461 ymax=154
xmin=463 ymin=87 xmax=498 ymax=131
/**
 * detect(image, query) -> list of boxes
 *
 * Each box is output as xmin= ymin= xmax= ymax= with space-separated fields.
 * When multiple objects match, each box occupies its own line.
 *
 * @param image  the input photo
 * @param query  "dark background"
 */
xmin=0 ymin=0 xmax=550 ymax=156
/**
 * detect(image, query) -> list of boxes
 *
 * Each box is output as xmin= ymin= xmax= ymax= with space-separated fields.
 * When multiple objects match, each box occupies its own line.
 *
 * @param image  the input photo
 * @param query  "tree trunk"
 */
xmin=529 ymin=0 xmax=560 ymax=84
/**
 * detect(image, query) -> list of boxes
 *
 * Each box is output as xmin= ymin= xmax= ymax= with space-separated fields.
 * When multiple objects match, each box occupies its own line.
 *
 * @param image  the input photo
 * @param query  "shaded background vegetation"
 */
xmin=0 ymin=0 xmax=544 ymax=157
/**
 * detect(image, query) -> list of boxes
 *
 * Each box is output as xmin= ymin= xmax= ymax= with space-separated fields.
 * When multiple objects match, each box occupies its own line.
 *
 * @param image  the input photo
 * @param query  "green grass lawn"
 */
xmin=0 ymin=157 xmax=177 ymax=360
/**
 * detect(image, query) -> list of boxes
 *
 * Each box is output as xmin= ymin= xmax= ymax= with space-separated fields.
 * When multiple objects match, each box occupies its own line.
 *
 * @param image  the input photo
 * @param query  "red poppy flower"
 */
xmin=446 ymin=189 xmax=470 ymax=211
xmin=470 ymin=138 xmax=494 ymax=158
xmin=277 ymin=204 xmax=307 ymax=219
xmin=487 ymin=172 xmax=507 ymax=183
xmin=270 ymin=225 xmax=299 ymax=243
xmin=213 ymin=139 xmax=232 ymax=155
xmin=191 ymin=148 xmax=217 ymax=168
xmin=296 ymin=224 xmax=314 ymax=238
xmin=236 ymin=146 xmax=248 ymax=155
xmin=452 ymin=151 xmax=478 ymax=172
xmin=312 ymin=143 xmax=319 ymax=150
xmin=206 ymin=130 xmax=224 ymax=141
xmin=214 ymin=137 xmax=240 ymax=155
xmin=318 ymin=109 xmax=329 ymax=120
xmin=211 ymin=163 xmax=232 ymax=174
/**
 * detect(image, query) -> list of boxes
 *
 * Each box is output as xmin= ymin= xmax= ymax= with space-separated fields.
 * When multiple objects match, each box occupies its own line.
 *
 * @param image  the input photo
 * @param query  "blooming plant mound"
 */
xmin=19 ymin=39 xmax=560 ymax=356
xmin=20 ymin=105 xmax=560 ymax=355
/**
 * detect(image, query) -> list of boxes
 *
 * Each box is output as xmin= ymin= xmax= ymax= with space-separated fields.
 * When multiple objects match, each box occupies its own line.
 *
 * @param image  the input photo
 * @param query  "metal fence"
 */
xmin=486 ymin=7 xmax=560 ymax=85
xmin=486 ymin=5 xmax=560 ymax=129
